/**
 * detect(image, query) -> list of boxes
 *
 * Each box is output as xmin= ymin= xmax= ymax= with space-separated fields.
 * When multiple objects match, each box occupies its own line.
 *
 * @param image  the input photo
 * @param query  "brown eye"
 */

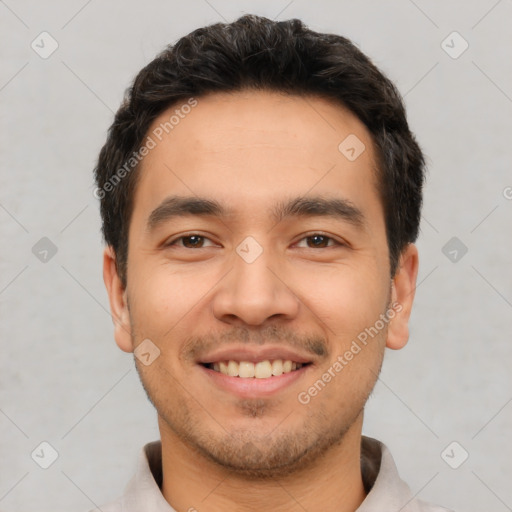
xmin=306 ymin=235 xmax=331 ymax=248
xmin=295 ymin=234 xmax=341 ymax=249
xmin=166 ymin=234 xmax=215 ymax=248
xmin=181 ymin=235 xmax=205 ymax=248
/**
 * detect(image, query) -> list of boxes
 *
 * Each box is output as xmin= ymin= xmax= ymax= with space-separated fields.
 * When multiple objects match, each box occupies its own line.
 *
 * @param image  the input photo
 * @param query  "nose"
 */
xmin=211 ymin=243 xmax=300 ymax=327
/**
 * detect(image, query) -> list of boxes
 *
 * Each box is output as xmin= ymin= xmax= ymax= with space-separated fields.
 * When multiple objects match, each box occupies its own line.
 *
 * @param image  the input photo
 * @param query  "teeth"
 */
xmin=272 ymin=359 xmax=283 ymax=376
xmin=219 ymin=361 xmax=228 ymax=375
xmin=209 ymin=359 xmax=305 ymax=378
xmin=238 ymin=361 xmax=255 ymax=378
xmin=227 ymin=360 xmax=239 ymax=377
xmin=255 ymin=361 xmax=272 ymax=378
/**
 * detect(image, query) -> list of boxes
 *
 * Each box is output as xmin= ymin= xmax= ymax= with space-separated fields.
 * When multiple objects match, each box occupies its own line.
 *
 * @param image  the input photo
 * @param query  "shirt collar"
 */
xmin=118 ymin=436 xmax=424 ymax=511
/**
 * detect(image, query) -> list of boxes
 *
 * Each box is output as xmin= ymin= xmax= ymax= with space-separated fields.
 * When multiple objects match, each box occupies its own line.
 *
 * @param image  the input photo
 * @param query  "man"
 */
xmin=94 ymin=14 xmax=452 ymax=512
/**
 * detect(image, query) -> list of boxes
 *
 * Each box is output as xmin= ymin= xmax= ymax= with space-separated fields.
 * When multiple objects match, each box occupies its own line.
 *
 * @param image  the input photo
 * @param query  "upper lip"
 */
xmin=197 ymin=346 xmax=314 ymax=365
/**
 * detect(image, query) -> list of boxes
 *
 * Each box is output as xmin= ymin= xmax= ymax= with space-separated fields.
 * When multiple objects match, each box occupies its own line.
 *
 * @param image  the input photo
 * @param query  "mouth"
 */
xmin=201 ymin=359 xmax=312 ymax=378
xmin=199 ymin=360 xmax=311 ymax=398
xmin=196 ymin=346 xmax=315 ymax=397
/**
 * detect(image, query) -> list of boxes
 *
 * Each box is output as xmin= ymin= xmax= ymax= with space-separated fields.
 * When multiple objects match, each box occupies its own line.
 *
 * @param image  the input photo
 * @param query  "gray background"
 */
xmin=1 ymin=0 xmax=511 ymax=510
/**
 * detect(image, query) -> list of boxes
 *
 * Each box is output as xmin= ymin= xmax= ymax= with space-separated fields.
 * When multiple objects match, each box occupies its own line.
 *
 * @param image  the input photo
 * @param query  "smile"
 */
xmin=202 ymin=359 xmax=309 ymax=378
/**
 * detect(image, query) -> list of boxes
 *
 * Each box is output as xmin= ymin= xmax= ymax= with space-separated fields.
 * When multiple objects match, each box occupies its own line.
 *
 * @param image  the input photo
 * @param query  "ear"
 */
xmin=102 ymin=246 xmax=133 ymax=353
xmin=385 ymin=243 xmax=419 ymax=350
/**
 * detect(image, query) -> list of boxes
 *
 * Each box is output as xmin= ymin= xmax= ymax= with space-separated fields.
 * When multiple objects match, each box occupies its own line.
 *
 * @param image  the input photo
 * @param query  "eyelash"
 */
xmin=165 ymin=233 xmax=345 ymax=249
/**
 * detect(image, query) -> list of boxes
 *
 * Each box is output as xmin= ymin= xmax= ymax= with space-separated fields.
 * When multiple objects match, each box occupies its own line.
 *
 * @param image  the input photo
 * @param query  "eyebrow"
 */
xmin=145 ymin=195 xmax=367 ymax=233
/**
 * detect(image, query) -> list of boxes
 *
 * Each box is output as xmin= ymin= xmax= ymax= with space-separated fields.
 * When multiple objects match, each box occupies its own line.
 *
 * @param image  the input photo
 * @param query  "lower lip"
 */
xmin=198 ymin=364 xmax=310 ymax=398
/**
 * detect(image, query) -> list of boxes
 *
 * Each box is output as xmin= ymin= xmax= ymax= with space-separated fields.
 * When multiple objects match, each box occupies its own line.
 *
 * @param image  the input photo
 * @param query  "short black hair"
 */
xmin=94 ymin=14 xmax=425 ymax=288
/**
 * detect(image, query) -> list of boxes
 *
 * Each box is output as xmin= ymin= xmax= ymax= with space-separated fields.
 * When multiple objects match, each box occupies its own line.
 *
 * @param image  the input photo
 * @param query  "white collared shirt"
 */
xmin=91 ymin=436 xmax=454 ymax=512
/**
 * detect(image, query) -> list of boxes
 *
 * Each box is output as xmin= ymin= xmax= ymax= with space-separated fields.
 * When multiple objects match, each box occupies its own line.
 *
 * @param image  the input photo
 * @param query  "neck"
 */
xmin=158 ymin=414 xmax=366 ymax=512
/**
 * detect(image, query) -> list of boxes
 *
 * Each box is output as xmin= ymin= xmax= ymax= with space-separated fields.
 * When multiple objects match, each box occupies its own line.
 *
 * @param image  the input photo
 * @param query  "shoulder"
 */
xmin=360 ymin=436 xmax=459 ymax=512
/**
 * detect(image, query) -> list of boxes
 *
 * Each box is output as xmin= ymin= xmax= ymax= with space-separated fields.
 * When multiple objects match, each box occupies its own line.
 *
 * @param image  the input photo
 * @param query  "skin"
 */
xmin=103 ymin=90 xmax=419 ymax=512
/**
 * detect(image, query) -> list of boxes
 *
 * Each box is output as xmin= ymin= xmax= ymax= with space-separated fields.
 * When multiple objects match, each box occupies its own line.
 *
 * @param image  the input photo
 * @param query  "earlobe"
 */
xmin=385 ymin=244 xmax=419 ymax=350
xmin=102 ymin=246 xmax=134 ymax=353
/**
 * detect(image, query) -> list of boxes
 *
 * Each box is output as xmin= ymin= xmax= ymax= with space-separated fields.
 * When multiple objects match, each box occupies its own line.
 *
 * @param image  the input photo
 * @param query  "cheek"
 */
xmin=128 ymin=261 xmax=218 ymax=336
xmin=289 ymin=261 xmax=389 ymax=336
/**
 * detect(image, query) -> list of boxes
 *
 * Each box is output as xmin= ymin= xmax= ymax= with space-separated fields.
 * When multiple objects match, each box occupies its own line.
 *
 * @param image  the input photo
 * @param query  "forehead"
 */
xmin=130 ymin=90 xmax=383 ymax=232
xmin=144 ymin=90 xmax=372 ymax=163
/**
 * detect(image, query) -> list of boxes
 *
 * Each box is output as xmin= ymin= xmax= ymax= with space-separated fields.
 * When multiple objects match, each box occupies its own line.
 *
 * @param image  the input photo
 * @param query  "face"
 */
xmin=104 ymin=90 xmax=418 ymax=477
